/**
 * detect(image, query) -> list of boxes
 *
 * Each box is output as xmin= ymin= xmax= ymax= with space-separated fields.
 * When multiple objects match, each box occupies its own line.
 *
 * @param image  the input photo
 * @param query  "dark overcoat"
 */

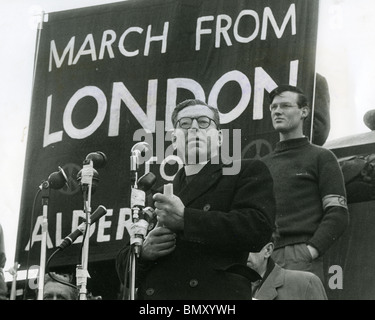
xmin=116 ymin=158 xmax=275 ymax=300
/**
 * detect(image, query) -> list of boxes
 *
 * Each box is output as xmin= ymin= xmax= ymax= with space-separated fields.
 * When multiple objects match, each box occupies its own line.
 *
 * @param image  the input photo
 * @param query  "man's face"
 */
xmin=247 ymin=242 xmax=273 ymax=276
xmin=172 ymin=105 xmax=221 ymax=164
xmin=43 ymin=281 xmax=76 ymax=300
xmin=247 ymin=251 xmax=266 ymax=276
xmin=269 ymin=91 xmax=307 ymax=134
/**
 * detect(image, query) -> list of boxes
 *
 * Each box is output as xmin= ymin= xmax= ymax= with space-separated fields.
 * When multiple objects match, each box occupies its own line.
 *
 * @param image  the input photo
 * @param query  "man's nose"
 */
xmin=273 ymin=105 xmax=282 ymax=114
xmin=190 ymin=119 xmax=200 ymax=130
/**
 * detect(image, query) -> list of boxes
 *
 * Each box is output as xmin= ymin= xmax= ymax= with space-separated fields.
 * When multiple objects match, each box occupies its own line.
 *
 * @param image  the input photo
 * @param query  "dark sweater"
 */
xmin=262 ymin=137 xmax=349 ymax=255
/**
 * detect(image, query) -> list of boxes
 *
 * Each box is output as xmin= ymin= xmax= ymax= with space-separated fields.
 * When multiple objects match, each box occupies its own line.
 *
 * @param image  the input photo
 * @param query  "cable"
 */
xmin=45 ymin=248 xmax=78 ymax=291
xmin=78 ymin=186 xmax=89 ymax=264
xmin=23 ymin=188 xmax=41 ymax=300
xmin=121 ymin=246 xmax=132 ymax=300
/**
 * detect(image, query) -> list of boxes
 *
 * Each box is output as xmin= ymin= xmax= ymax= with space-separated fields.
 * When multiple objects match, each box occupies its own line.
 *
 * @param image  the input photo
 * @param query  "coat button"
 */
xmin=189 ymin=279 xmax=199 ymax=287
xmin=145 ymin=288 xmax=155 ymax=296
xmin=203 ymin=204 xmax=210 ymax=211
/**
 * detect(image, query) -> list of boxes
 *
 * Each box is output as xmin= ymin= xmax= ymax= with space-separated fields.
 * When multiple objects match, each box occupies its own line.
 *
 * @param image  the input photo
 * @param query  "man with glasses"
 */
xmin=262 ymin=85 xmax=349 ymax=284
xmin=116 ymin=99 xmax=276 ymax=299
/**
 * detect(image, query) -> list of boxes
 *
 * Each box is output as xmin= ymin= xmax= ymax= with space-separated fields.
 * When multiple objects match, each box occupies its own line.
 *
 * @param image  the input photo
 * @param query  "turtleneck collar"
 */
xmin=274 ymin=136 xmax=309 ymax=153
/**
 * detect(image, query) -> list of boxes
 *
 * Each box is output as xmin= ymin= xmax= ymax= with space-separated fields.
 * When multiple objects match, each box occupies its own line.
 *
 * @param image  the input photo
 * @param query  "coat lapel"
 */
xmin=174 ymin=158 xmax=230 ymax=207
xmin=254 ymin=264 xmax=285 ymax=300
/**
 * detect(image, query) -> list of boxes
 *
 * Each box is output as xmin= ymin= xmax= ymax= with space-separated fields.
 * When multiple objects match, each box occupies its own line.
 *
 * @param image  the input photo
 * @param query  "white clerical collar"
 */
xmin=184 ymin=161 xmax=208 ymax=176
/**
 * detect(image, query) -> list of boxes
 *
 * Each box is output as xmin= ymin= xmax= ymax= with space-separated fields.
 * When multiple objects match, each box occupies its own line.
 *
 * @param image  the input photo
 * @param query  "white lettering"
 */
xmin=25 ymin=216 xmax=53 ymax=250
xmin=108 ymin=80 xmax=157 ymax=136
xmin=116 ymin=208 xmax=132 ymax=240
xmin=208 ymin=70 xmax=251 ymax=124
xmin=144 ymin=22 xmax=169 ymax=56
xmin=43 ymin=95 xmax=63 ymax=147
xmin=183 ymin=304 xmax=235 ymax=315
xmin=197 ymin=5 xmax=296 ymax=50
xmin=119 ymin=27 xmax=143 ymax=57
xmin=49 ymin=37 xmax=75 ymax=72
xmin=97 ymin=209 xmax=113 ymax=242
xmin=253 ymin=67 xmax=278 ymax=120
xmin=73 ymin=34 xmax=97 ymax=65
xmin=261 ymin=4 xmax=296 ymax=39
xmin=289 ymin=59 xmax=299 ymax=86
xmin=99 ymin=30 xmax=117 ymax=59
xmin=196 ymin=16 xmax=214 ymax=51
xmin=216 ymin=15 xmax=232 ymax=48
xmin=63 ymin=86 xmax=107 ymax=139
xmin=253 ymin=59 xmax=299 ymax=119
xmin=233 ymin=10 xmax=260 ymax=43
xmin=43 ymin=63 xmax=299 ymax=146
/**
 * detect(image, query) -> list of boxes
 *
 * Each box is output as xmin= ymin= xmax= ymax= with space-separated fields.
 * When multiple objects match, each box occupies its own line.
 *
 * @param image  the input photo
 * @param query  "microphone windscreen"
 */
xmin=137 ymin=172 xmax=157 ymax=191
xmin=48 ymin=166 xmax=68 ymax=190
xmin=86 ymin=151 xmax=107 ymax=168
xmin=363 ymin=110 xmax=375 ymax=130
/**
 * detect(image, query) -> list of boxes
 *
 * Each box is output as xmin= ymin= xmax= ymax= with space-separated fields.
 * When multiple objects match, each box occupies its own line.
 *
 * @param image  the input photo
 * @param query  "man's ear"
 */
xmin=171 ymin=131 xmax=177 ymax=150
xmin=301 ymin=106 xmax=310 ymax=119
xmin=264 ymin=242 xmax=274 ymax=259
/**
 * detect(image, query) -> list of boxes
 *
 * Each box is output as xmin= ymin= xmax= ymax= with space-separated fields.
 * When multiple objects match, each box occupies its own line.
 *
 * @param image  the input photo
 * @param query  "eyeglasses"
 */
xmin=177 ymin=116 xmax=217 ymax=129
xmin=269 ymin=103 xmax=299 ymax=112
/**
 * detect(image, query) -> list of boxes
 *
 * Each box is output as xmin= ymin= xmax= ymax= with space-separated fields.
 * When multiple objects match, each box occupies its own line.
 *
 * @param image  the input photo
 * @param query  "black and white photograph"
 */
xmin=0 ymin=0 xmax=374 ymax=305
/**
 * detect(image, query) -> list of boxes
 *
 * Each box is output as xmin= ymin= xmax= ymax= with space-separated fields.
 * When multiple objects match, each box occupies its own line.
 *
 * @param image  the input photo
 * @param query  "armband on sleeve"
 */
xmin=322 ymin=194 xmax=348 ymax=210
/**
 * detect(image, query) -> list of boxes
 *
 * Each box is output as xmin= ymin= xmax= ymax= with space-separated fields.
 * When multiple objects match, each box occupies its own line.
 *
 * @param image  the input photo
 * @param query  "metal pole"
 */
xmin=9 ymin=262 xmax=19 ymax=300
xmin=77 ymin=160 xmax=94 ymax=300
xmin=37 ymin=183 xmax=50 ymax=300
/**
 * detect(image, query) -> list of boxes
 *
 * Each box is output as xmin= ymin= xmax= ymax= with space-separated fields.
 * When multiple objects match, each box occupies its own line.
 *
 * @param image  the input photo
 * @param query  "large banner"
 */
xmin=16 ymin=0 xmax=319 ymax=269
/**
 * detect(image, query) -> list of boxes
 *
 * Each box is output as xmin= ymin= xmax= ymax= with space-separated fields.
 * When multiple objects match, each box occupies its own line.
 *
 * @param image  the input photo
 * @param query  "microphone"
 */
xmin=364 ymin=109 xmax=375 ymax=130
xmin=129 ymin=172 xmax=156 ymax=256
xmin=76 ymin=168 xmax=99 ymax=194
xmin=58 ymin=205 xmax=107 ymax=251
xmin=86 ymin=151 xmax=107 ymax=169
xmin=143 ymin=206 xmax=157 ymax=231
xmin=77 ymin=151 xmax=107 ymax=193
xmin=138 ymin=172 xmax=157 ymax=192
xmin=40 ymin=166 xmax=68 ymax=190
xmin=130 ymin=172 xmax=156 ymax=218
xmin=130 ymin=142 xmax=151 ymax=184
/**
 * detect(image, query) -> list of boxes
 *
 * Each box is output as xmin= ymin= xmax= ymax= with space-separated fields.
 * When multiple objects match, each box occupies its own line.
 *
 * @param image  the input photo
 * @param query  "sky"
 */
xmin=1 ymin=0 xmax=375 ymax=278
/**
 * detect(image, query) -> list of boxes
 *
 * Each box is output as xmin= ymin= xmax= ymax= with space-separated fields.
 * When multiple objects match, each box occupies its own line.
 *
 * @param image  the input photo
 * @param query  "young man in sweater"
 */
xmin=261 ymin=85 xmax=349 ymax=283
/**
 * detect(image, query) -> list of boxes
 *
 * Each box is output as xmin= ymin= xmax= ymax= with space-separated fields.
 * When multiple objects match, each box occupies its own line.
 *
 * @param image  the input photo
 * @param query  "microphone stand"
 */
xmin=126 ymin=142 xmax=151 ymax=300
xmin=35 ymin=166 xmax=68 ymax=300
xmin=76 ymin=159 xmax=94 ymax=300
xmin=128 ymin=150 xmax=139 ymax=301
xmin=37 ymin=181 xmax=50 ymax=300
xmin=9 ymin=262 xmax=19 ymax=300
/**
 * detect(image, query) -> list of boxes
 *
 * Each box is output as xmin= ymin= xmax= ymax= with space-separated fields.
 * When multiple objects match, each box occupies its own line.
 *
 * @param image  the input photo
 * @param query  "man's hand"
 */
xmin=141 ymin=226 xmax=176 ymax=261
xmin=153 ymin=193 xmax=185 ymax=231
xmin=306 ymin=244 xmax=319 ymax=260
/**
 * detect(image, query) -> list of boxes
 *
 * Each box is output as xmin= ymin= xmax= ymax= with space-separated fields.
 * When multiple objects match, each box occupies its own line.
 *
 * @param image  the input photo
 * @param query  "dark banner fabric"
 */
xmin=324 ymin=200 xmax=375 ymax=300
xmin=16 ymin=0 xmax=319 ymax=270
